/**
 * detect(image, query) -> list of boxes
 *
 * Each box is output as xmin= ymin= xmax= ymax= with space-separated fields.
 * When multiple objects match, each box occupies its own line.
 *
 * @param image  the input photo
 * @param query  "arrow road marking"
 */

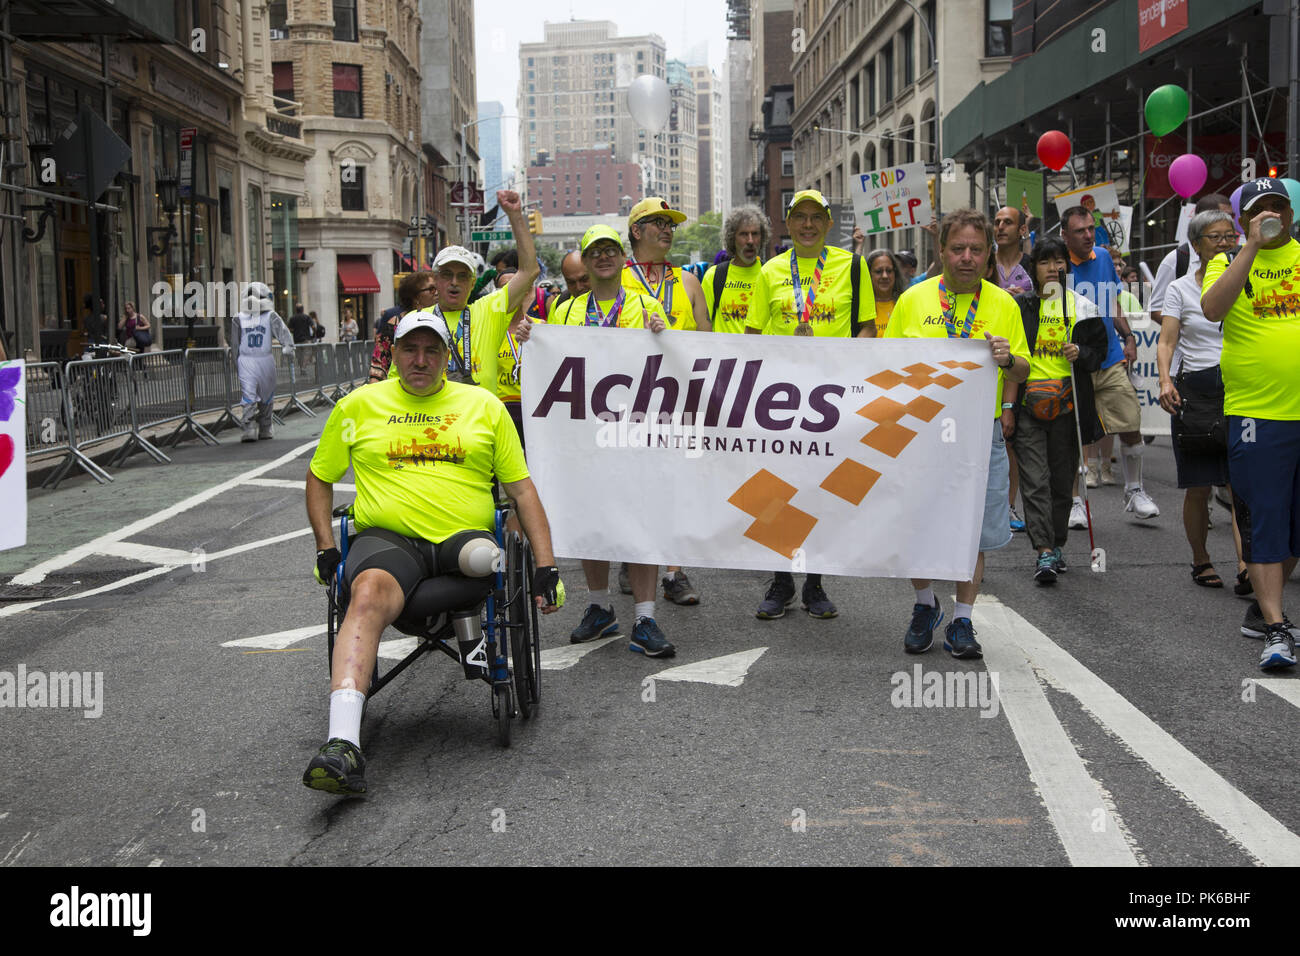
xmin=222 ymin=625 xmax=324 ymax=650
xmin=649 ymin=647 xmax=768 ymax=687
xmin=540 ymin=636 xmax=620 ymax=670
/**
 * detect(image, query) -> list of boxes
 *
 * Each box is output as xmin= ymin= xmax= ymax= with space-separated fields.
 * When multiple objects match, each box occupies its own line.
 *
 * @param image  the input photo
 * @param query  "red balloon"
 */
xmin=1037 ymin=130 xmax=1072 ymax=171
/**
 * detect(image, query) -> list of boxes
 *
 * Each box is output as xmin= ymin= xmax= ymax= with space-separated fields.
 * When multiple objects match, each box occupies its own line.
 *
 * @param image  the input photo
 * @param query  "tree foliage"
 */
xmin=668 ymin=211 xmax=723 ymax=266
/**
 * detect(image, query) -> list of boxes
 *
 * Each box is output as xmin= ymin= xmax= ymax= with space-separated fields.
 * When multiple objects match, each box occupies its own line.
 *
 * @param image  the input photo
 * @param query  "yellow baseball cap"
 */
xmin=628 ymin=197 xmax=688 ymax=230
xmin=580 ymin=224 xmax=625 ymax=254
xmin=786 ymin=189 xmax=832 ymax=219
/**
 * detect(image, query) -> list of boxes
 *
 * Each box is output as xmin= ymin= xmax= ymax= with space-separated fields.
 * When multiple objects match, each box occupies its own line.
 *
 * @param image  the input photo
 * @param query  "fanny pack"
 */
xmin=1023 ymin=378 xmax=1073 ymax=421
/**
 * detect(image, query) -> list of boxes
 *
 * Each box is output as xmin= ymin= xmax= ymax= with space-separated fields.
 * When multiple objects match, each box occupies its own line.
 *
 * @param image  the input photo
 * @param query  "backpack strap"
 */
xmin=711 ymin=262 xmax=730 ymax=320
xmin=849 ymin=252 xmax=863 ymax=337
xmin=1175 ymin=242 xmax=1191 ymax=279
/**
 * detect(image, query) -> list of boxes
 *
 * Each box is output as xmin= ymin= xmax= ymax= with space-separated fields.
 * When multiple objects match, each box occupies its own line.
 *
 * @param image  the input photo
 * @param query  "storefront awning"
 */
xmin=336 ymin=255 xmax=381 ymax=294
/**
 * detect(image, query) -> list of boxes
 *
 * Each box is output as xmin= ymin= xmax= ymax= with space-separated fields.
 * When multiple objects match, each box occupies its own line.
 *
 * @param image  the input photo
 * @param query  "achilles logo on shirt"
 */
xmin=387 ymin=427 xmax=466 ymax=468
xmin=386 ymin=412 xmax=446 ymax=425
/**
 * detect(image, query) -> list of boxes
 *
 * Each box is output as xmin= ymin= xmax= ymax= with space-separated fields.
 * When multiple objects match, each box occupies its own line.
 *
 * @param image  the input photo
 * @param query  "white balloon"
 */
xmin=626 ymin=75 xmax=671 ymax=131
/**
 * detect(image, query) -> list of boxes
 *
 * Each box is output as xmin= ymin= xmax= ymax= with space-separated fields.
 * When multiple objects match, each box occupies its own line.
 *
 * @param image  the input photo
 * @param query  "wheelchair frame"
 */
xmin=326 ymin=503 xmax=541 ymax=747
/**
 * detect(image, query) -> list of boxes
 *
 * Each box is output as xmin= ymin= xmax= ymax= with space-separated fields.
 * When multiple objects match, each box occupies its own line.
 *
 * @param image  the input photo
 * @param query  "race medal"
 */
xmin=794 ymin=321 xmax=814 ymax=337
xmin=790 ymin=247 xmax=828 ymax=337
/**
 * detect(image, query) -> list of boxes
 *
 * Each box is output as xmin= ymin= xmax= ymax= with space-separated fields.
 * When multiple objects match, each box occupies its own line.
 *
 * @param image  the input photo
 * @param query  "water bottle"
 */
xmin=453 ymin=613 xmax=488 ymax=680
xmin=1260 ymin=217 xmax=1283 ymax=242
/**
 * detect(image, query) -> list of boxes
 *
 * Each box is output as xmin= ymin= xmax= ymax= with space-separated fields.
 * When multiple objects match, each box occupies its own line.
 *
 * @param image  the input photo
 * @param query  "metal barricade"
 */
xmin=47 ymin=355 xmax=133 ymax=488
xmin=178 ymin=347 xmax=235 ymax=444
xmin=272 ymin=343 xmax=315 ymax=419
xmin=331 ymin=343 xmax=352 ymax=399
xmin=351 ymin=339 xmax=371 ymax=388
xmin=23 ymin=360 xmax=98 ymax=488
xmin=303 ymin=342 xmax=337 ymax=409
xmin=111 ymin=349 xmax=193 ymax=467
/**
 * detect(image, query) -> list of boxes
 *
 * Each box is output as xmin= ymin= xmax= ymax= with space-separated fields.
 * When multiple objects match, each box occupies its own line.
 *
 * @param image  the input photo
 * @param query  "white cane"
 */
xmin=1060 ymin=268 xmax=1096 ymax=555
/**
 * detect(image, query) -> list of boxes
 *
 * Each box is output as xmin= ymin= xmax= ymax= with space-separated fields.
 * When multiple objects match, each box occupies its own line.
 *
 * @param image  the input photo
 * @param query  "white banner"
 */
xmin=1 ymin=360 xmax=27 ymax=552
xmin=522 ymin=326 xmax=997 ymax=580
xmin=1131 ymin=324 xmax=1171 ymax=436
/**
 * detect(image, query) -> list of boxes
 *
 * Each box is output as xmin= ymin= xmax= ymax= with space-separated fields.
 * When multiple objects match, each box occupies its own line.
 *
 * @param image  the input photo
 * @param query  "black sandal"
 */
xmin=1234 ymin=568 xmax=1253 ymax=596
xmin=1192 ymin=563 xmax=1224 ymax=588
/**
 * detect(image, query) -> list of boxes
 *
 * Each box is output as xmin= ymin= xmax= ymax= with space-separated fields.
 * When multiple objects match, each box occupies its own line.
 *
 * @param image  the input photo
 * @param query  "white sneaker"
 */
xmin=1124 ymin=487 xmax=1160 ymax=519
xmin=1260 ymin=624 xmax=1298 ymax=670
xmin=1100 ymin=460 xmax=1116 ymax=485
xmin=1069 ymin=500 xmax=1088 ymax=529
xmin=1085 ymin=461 xmax=1100 ymax=488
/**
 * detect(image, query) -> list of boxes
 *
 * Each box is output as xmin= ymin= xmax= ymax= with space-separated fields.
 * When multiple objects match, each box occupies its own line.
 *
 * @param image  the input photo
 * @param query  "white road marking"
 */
xmin=0 ymin=831 xmax=34 ymax=866
xmin=540 ymin=636 xmax=620 ymax=670
xmin=148 ymin=858 xmax=164 ymax=867
xmin=378 ymin=637 xmax=420 ymax=661
xmin=1254 ymin=679 xmax=1300 ymax=709
xmin=243 ymin=477 xmax=355 ymax=492
xmin=977 ymin=617 xmax=1140 ymax=866
xmin=980 ymin=595 xmax=1300 ymax=866
xmin=204 ymin=527 xmax=314 ymax=562
xmin=12 ymin=440 xmax=318 ymax=585
xmin=649 ymin=648 xmax=768 ymax=687
xmin=222 ymin=626 xmax=325 ymax=650
xmin=98 ymin=542 xmax=197 ymax=566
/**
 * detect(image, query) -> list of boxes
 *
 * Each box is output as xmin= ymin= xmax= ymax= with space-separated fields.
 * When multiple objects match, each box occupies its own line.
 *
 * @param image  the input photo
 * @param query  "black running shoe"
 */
xmin=904 ymin=597 xmax=943 ymax=654
xmin=802 ymin=582 xmax=838 ymax=618
xmin=944 ymin=617 xmax=983 ymax=659
xmin=756 ymin=577 xmax=797 ymax=619
xmin=1034 ymin=551 xmax=1057 ymax=586
xmin=662 ymin=570 xmax=700 ymax=605
xmin=303 ymin=738 xmax=366 ymax=795
xmin=570 ymin=603 xmax=618 ymax=644
xmin=629 ymin=617 xmax=676 ymax=657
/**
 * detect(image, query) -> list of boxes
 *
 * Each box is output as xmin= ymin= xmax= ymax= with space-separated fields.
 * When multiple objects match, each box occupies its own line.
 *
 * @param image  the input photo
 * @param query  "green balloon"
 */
xmin=1145 ymin=84 xmax=1189 ymax=137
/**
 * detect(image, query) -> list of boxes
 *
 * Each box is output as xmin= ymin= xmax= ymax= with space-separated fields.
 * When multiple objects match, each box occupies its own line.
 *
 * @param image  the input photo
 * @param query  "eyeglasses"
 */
xmin=418 ymin=285 xmax=437 ymax=295
xmin=639 ymin=217 xmax=676 ymax=230
xmin=1199 ymin=232 xmax=1239 ymax=244
xmin=585 ymin=245 xmax=623 ymax=259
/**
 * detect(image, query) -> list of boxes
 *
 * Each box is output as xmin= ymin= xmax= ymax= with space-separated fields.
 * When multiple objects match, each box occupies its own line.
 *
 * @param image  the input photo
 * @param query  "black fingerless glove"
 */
xmin=533 ymin=565 xmax=564 ymax=607
xmin=315 ymin=548 xmax=342 ymax=585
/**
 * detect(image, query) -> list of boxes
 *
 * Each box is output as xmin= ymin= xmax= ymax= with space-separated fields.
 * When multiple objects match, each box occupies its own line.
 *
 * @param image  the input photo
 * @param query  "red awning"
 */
xmin=336 ymin=255 xmax=381 ymax=294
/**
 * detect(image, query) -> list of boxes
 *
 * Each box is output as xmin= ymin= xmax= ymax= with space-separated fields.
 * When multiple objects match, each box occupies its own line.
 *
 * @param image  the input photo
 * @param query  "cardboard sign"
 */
xmin=850 ymin=162 xmax=932 ymax=236
xmin=1005 ymin=167 xmax=1045 ymax=220
xmin=1055 ymin=181 xmax=1127 ymax=251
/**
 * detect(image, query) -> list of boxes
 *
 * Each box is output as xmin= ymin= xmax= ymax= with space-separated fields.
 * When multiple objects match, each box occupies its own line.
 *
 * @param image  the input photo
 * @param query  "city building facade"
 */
xmin=527 ymin=147 xmax=642 ymax=217
xmin=477 ymin=100 xmax=505 ymax=194
xmin=667 ymin=60 xmax=698 ymax=218
xmin=420 ymin=0 xmax=478 ymax=249
xmin=689 ymin=64 xmax=730 ymax=216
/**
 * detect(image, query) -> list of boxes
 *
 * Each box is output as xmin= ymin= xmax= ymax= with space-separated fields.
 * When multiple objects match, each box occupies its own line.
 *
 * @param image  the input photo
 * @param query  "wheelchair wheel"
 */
xmin=522 ymin=539 xmax=542 ymax=711
xmin=506 ymin=532 xmax=540 ymax=718
xmin=494 ymin=683 xmax=512 ymax=748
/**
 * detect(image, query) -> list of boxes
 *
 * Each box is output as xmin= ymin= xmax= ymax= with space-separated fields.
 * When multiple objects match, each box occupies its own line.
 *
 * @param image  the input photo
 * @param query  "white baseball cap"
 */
xmin=392 ymin=310 xmax=452 ymax=348
xmin=433 ymin=245 xmax=478 ymax=272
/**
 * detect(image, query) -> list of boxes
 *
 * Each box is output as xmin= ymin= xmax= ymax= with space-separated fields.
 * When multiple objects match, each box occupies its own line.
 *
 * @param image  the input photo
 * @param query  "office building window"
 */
xmin=333 ymin=0 xmax=357 ymax=42
xmin=881 ymin=45 xmax=894 ymax=101
xmin=341 ymin=165 xmax=366 ymax=210
xmin=272 ymin=62 xmax=294 ymax=114
xmin=866 ymin=59 xmax=876 ymax=117
xmin=268 ymin=0 xmax=287 ymax=37
xmin=902 ymin=22 xmax=915 ymax=86
xmin=781 ymin=150 xmax=795 ymax=177
xmin=987 ymin=0 xmax=1012 ymax=56
xmin=333 ymin=64 xmax=362 ymax=118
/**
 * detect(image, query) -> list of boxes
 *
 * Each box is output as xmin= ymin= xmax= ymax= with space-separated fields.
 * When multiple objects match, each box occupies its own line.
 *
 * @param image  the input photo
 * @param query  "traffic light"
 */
xmin=927 ymin=177 xmax=936 ymax=210
xmin=528 ymin=209 xmax=543 ymax=234
xmin=1268 ymin=165 xmax=1279 ymax=178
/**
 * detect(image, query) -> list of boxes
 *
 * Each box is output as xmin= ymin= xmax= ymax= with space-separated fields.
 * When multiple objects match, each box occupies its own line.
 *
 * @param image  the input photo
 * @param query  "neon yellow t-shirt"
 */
xmin=495 ymin=330 xmax=523 ymax=402
xmin=884 ymin=276 xmax=1030 ymax=418
xmin=875 ymin=299 xmax=895 ymax=334
xmin=1028 ymin=295 xmax=1074 ymax=381
xmin=1204 ymin=240 xmax=1300 ymax=420
xmin=747 ymin=246 xmax=875 ymax=337
xmin=310 ymin=377 xmax=528 ymax=543
xmin=701 ymin=260 xmax=763 ymax=334
xmin=391 ymin=286 xmax=515 ymax=398
xmin=621 ymin=263 xmax=696 ymax=331
xmin=548 ymin=290 xmax=665 ymax=329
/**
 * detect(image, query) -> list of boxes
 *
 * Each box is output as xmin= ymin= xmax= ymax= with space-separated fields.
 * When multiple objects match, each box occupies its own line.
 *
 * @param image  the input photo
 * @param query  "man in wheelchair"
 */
xmin=304 ymin=311 xmax=564 ymax=795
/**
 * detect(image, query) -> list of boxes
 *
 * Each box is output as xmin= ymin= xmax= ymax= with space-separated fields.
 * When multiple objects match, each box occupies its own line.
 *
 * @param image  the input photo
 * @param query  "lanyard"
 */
xmin=627 ymin=261 xmax=674 ymax=319
xmin=791 ymin=248 xmax=828 ymax=325
xmin=439 ymin=306 xmax=472 ymax=373
xmin=585 ymin=288 xmax=626 ymax=327
xmin=938 ymin=278 xmax=981 ymax=339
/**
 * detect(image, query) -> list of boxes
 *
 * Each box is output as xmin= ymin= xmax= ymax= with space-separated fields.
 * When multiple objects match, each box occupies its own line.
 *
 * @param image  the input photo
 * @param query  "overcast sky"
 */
xmin=473 ymin=0 xmax=730 ymax=172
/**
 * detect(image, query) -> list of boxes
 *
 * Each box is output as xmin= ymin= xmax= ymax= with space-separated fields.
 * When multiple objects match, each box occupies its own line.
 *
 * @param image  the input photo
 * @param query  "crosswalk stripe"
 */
xmin=540 ymin=636 xmax=620 ymax=670
xmin=222 ymin=626 xmax=323 ymax=650
xmin=978 ymin=614 xmax=1140 ymax=866
xmin=1254 ymin=679 xmax=1300 ymax=709
xmin=650 ymin=648 xmax=768 ymax=687
xmin=378 ymin=637 xmax=419 ymax=661
xmin=980 ymin=595 xmax=1300 ymax=866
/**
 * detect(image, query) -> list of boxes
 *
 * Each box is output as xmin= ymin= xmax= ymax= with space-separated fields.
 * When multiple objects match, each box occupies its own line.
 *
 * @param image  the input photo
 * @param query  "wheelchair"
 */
xmin=326 ymin=501 xmax=541 ymax=746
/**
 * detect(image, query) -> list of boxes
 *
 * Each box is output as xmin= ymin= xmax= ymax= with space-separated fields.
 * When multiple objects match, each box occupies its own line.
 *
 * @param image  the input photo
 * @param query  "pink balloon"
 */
xmin=1168 ymin=154 xmax=1208 ymax=199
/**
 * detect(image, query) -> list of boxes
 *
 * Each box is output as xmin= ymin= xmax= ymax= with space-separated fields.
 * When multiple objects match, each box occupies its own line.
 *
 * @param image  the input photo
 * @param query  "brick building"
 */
xmin=527 ymin=147 xmax=642 ymax=217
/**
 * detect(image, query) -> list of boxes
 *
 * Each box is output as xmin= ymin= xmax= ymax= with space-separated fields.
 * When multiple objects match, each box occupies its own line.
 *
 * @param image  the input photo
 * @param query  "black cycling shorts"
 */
xmin=344 ymin=527 xmax=496 ymax=602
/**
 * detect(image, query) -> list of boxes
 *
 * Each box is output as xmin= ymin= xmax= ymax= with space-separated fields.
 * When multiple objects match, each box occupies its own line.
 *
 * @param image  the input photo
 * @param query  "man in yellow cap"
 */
xmin=623 ymin=196 xmax=711 ymax=606
xmin=745 ymin=188 xmax=876 ymax=621
xmin=554 ymin=224 xmax=677 ymax=658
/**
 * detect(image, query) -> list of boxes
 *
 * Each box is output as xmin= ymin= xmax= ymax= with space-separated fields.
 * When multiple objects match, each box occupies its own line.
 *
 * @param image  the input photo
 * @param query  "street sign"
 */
xmin=179 ymin=126 xmax=196 ymax=198
xmin=451 ymin=182 xmax=484 ymax=212
xmin=471 ymin=230 xmax=513 ymax=242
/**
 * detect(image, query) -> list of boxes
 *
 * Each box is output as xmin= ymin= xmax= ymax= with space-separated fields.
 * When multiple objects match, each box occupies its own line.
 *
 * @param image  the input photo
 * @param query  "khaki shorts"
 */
xmin=1091 ymin=363 xmax=1141 ymax=435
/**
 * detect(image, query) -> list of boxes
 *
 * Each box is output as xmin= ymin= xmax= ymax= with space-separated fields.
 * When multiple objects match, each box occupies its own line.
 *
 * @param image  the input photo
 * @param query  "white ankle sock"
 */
xmin=328 ymin=688 xmax=366 ymax=747
xmin=914 ymin=587 xmax=936 ymax=607
xmin=634 ymin=600 xmax=655 ymax=622
xmin=954 ymin=602 xmax=974 ymax=621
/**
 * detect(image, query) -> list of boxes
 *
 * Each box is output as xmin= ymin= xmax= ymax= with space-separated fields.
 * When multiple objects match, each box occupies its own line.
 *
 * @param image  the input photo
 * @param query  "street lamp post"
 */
xmin=458 ymin=114 xmax=518 ymax=245
xmin=896 ymin=0 xmax=942 ymax=214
